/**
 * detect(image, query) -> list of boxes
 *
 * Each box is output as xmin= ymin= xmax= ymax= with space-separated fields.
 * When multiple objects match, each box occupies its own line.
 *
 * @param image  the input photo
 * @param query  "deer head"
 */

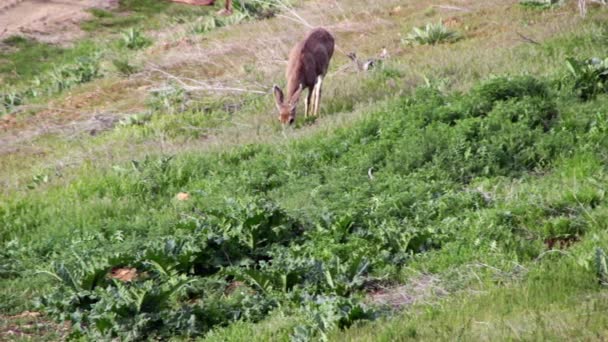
xmin=273 ymin=84 xmax=303 ymax=125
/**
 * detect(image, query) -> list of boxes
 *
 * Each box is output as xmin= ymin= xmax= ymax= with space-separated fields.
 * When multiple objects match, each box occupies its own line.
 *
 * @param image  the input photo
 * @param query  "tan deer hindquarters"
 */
xmin=273 ymin=28 xmax=335 ymax=125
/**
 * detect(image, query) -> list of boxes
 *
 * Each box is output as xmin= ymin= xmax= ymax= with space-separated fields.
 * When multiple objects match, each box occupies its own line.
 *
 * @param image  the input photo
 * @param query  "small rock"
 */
xmin=389 ymin=6 xmax=402 ymax=16
xmin=109 ymin=267 xmax=138 ymax=282
xmin=176 ymin=192 xmax=190 ymax=201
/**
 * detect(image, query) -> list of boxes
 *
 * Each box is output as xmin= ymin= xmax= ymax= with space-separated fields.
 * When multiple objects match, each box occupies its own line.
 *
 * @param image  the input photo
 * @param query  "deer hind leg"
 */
xmin=313 ymin=75 xmax=323 ymax=116
xmin=311 ymin=78 xmax=319 ymax=116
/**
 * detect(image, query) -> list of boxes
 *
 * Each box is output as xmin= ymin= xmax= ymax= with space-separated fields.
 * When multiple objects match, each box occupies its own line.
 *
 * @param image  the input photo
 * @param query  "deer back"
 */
xmin=285 ymin=28 xmax=335 ymax=96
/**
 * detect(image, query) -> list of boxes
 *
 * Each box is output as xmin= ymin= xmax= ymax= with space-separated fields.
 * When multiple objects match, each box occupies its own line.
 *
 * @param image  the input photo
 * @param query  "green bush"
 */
xmin=565 ymin=57 xmax=608 ymax=100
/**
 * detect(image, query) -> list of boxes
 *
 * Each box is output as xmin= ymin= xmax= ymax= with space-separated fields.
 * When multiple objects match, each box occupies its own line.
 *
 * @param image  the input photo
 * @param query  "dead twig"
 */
xmin=433 ymin=5 xmax=471 ymax=12
xmin=516 ymin=31 xmax=540 ymax=45
xmin=148 ymin=65 xmax=268 ymax=95
xmin=534 ymin=249 xmax=570 ymax=262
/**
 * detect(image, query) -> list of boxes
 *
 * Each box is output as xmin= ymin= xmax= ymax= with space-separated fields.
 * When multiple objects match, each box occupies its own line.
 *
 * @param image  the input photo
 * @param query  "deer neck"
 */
xmin=286 ymin=59 xmax=305 ymax=103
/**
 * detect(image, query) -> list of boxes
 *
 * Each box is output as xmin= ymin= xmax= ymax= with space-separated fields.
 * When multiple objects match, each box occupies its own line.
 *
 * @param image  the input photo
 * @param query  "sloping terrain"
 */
xmin=0 ymin=0 xmax=116 ymax=43
xmin=2 ymin=0 xmax=608 ymax=341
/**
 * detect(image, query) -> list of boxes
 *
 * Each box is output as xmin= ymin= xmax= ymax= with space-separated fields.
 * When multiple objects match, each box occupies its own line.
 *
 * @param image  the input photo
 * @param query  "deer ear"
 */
xmin=289 ymin=84 xmax=304 ymax=107
xmin=273 ymin=85 xmax=284 ymax=109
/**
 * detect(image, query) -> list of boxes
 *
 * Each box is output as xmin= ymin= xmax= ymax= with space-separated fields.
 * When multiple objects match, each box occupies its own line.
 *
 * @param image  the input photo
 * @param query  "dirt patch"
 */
xmin=367 ymin=275 xmax=447 ymax=309
xmin=0 ymin=0 xmax=117 ymax=44
xmin=0 ymin=311 xmax=70 ymax=340
xmin=0 ymin=112 xmax=122 ymax=155
xmin=544 ymin=235 xmax=580 ymax=250
xmin=109 ymin=267 xmax=138 ymax=282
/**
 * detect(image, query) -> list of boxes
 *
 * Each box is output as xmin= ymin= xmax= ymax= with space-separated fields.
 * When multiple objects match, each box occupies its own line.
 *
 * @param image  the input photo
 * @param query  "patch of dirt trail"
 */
xmin=0 ymin=311 xmax=70 ymax=340
xmin=0 ymin=0 xmax=117 ymax=43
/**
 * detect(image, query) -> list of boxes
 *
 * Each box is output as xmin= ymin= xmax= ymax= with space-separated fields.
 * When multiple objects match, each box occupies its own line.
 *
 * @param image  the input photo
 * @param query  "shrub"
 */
xmin=565 ymin=56 xmax=608 ymax=100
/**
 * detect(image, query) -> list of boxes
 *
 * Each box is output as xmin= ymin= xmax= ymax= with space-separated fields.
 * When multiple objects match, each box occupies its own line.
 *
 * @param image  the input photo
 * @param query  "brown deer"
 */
xmin=273 ymin=27 xmax=334 ymax=125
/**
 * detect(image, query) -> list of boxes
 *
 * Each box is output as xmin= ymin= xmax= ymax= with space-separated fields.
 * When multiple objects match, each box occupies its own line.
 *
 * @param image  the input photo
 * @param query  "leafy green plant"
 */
xmin=192 ymin=16 xmax=219 ymax=34
xmin=595 ymin=247 xmax=608 ymax=286
xmin=48 ymin=56 xmax=101 ymax=92
xmin=2 ymin=35 xmax=29 ymax=46
xmin=565 ymin=56 xmax=608 ymax=100
xmin=403 ymin=21 xmax=461 ymax=46
xmin=147 ymin=85 xmax=188 ymax=114
xmin=232 ymin=0 xmax=281 ymax=19
xmin=121 ymin=28 xmax=152 ymax=50
xmin=0 ymin=240 xmax=26 ymax=279
xmin=292 ymin=295 xmax=376 ymax=341
xmin=192 ymin=11 xmax=248 ymax=34
xmin=119 ymin=113 xmax=152 ymax=127
xmin=0 ymin=90 xmax=23 ymax=114
xmin=519 ymin=0 xmax=562 ymax=9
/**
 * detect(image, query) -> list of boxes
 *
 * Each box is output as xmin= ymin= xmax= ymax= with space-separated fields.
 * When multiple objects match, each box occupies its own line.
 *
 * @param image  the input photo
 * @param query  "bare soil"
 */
xmin=0 ymin=0 xmax=117 ymax=43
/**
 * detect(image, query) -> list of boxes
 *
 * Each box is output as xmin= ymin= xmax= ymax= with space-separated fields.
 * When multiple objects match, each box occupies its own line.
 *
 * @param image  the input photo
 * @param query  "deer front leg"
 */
xmin=305 ymin=88 xmax=313 ymax=117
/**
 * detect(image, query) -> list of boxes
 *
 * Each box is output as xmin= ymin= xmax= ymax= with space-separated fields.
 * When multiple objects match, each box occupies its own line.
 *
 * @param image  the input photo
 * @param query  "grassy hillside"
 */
xmin=2 ymin=0 xmax=608 ymax=340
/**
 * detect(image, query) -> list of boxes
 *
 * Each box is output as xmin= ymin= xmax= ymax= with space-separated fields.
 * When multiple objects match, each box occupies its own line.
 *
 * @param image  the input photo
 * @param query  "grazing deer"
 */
xmin=273 ymin=27 xmax=335 ymax=125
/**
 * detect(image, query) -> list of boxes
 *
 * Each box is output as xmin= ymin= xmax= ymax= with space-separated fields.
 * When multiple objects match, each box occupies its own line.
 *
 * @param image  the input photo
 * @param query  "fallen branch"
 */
xmin=516 ymin=31 xmax=540 ymax=45
xmin=148 ymin=65 xmax=268 ymax=95
xmin=433 ymin=5 xmax=471 ymax=12
xmin=534 ymin=249 xmax=570 ymax=262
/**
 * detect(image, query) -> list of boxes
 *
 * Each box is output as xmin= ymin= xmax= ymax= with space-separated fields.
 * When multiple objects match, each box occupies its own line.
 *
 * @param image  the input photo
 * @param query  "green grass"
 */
xmin=81 ymin=0 xmax=229 ymax=32
xmin=0 ymin=0 xmax=279 ymax=116
xmin=336 ymin=254 xmax=608 ymax=341
xmin=519 ymin=0 xmax=562 ymax=10
xmin=81 ymin=9 xmax=146 ymax=32
xmin=4 ymin=70 xmax=608 ymax=339
xmin=0 ymin=37 xmax=98 ymax=85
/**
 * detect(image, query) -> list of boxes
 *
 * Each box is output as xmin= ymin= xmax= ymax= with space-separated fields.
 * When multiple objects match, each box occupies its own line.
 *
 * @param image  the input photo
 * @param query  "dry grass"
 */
xmin=0 ymin=311 xmax=70 ymax=341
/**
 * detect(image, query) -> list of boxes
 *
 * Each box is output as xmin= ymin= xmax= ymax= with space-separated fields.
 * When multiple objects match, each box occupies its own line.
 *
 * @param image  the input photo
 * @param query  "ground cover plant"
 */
xmin=519 ymin=0 xmax=563 ymax=9
xmin=4 ymin=63 xmax=608 ymax=340
xmin=403 ymin=22 xmax=461 ymax=46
